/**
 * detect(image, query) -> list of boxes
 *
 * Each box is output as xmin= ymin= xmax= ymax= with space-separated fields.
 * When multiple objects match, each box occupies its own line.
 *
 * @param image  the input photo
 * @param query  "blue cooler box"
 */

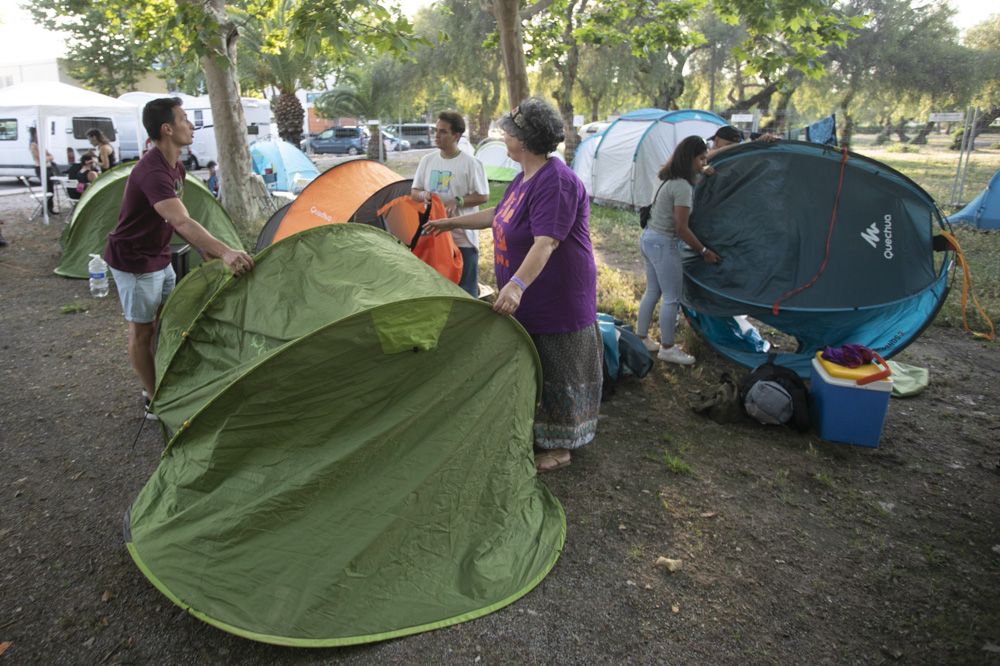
xmin=810 ymin=355 xmax=892 ymax=448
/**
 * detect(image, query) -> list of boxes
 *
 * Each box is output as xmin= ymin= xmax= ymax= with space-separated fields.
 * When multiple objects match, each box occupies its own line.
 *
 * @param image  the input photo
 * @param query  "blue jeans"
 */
xmin=637 ymin=228 xmax=682 ymax=345
xmin=458 ymin=246 xmax=479 ymax=297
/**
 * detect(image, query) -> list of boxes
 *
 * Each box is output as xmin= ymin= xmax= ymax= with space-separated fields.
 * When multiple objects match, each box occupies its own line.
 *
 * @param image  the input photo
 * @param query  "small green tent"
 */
xmin=55 ymin=163 xmax=243 ymax=278
xmin=126 ymin=224 xmax=565 ymax=646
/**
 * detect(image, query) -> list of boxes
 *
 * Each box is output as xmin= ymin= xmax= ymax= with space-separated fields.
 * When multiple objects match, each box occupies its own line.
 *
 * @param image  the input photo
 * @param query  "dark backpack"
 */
xmin=738 ymin=353 xmax=810 ymax=432
xmin=597 ymin=314 xmax=654 ymax=399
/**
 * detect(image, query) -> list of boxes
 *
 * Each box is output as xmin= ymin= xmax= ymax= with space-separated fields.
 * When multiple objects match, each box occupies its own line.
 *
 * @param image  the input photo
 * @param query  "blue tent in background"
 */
xmin=684 ymin=141 xmax=953 ymax=378
xmin=250 ymin=140 xmax=319 ymax=193
xmin=947 ymin=168 xmax=1000 ymax=230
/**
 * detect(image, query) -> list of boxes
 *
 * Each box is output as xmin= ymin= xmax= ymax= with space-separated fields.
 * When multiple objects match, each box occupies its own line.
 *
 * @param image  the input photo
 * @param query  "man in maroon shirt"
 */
xmin=104 ymin=97 xmax=254 ymax=419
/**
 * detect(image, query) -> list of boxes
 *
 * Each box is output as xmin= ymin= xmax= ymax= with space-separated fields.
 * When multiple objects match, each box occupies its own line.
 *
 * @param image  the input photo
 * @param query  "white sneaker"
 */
xmin=641 ymin=337 xmax=659 ymax=352
xmin=144 ymin=397 xmax=159 ymax=422
xmin=657 ymin=345 xmax=695 ymax=365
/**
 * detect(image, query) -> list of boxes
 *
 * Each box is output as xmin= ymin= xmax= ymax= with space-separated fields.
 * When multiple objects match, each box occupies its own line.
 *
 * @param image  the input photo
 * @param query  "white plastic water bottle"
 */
xmin=88 ymin=253 xmax=109 ymax=298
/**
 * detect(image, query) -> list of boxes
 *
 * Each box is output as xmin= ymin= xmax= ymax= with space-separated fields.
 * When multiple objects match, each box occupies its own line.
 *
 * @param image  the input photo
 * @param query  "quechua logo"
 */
xmin=861 ymin=214 xmax=894 ymax=259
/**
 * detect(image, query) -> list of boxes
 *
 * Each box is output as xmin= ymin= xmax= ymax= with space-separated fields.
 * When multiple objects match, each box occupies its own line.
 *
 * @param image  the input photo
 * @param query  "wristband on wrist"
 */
xmin=700 ymin=246 xmax=708 ymax=255
xmin=455 ymin=195 xmax=464 ymax=207
xmin=510 ymin=275 xmax=527 ymax=291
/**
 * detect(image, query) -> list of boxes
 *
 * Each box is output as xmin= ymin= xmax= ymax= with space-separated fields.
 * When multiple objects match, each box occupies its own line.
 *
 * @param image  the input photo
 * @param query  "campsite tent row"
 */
xmin=474 ymin=139 xmax=565 ymax=182
xmin=572 ymin=108 xmax=728 ymax=209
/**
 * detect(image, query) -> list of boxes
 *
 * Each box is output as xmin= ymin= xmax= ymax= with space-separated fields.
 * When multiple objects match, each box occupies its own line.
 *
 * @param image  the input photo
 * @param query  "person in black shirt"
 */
xmin=66 ymin=152 xmax=101 ymax=199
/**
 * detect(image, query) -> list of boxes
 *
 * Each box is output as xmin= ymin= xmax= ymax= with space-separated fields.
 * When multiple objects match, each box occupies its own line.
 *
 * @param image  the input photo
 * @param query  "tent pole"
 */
xmin=955 ymin=106 xmax=978 ymax=207
xmin=40 ymin=113 xmax=49 ymax=225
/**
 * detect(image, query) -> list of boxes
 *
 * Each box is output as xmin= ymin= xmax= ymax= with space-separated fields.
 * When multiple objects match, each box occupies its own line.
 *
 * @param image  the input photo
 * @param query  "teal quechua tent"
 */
xmin=682 ymin=141 xmax=953 ymax=377
xmin=126 ymin=224 xmax=565 ymax=646
xmin=249 ymin=138 xmax=319 ymax=193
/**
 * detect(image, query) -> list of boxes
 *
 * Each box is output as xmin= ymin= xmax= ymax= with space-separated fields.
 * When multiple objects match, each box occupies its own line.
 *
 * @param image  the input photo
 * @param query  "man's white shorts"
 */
xmin=110 ymin=265 xmax=176 ymax=324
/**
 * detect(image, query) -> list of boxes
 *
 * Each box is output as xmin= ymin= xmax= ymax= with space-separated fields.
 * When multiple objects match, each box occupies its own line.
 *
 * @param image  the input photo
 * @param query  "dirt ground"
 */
xmin=1 ymin=176 xmax=999 ymax=665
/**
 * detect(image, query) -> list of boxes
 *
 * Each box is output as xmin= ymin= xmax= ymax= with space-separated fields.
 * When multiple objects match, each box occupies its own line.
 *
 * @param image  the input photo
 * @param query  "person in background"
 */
xmin=425 ymin=97 xmax=601 ymax=473
xmin=28 ymin=126 xmax=59 ymax=215
xmin=86 ymin=128 xmax=118 ymax=171
xmin=636 ymin=135 xmax=721 ymax=365
xmin=411 ymin=110 xmax=489 ymax=297
xmin=104 ymin=97 xmax=254 ymax=419
xmin=0 ymin=221 xmax=8 ymax=247
xmin=66 ymin=151 xmax=100 ymax=199
xmin=205 ymin=160 xmax=220 ymax=197
xmin=707 ymin=125 xmax=780 ymax=161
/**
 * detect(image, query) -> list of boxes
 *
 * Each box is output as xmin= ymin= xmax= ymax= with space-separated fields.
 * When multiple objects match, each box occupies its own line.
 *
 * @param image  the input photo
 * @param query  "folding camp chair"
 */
xmin=52 ymin=176 xmax=78 ymax=214
xmin=18 ymin=176 xmax=53 ymax=221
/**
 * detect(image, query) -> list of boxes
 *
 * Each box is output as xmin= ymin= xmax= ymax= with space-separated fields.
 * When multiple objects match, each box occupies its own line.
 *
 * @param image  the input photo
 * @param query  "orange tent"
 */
xmin=255 ymin=159 xmax=462 ymax=284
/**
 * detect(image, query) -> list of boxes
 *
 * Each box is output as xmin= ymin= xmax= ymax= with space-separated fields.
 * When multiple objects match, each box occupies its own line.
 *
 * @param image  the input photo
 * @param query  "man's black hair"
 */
xmin=143 ymin=97 xmax=184 ymax=141
xmin=437 ymin=110 xmax=465 ymax=136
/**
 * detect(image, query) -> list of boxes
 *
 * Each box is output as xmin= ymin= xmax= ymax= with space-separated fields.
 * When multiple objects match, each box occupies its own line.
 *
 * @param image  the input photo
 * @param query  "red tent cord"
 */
xmin=771 ymin=147 xmax=849 ymax=315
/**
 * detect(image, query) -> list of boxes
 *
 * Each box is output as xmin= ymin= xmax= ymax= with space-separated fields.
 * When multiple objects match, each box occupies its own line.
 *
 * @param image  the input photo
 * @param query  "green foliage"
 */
xmin=60 ymin=302 xmax=89 ymax=314
xmin=24 ymin=0 xmax=174 ymax=95
xmin=663 ymin=450 xmax=693 ymax=475
xmin=313 ymin=56 xmax=410 ymax=121
xmin=715 ymin=0 xmax=860 ymax=80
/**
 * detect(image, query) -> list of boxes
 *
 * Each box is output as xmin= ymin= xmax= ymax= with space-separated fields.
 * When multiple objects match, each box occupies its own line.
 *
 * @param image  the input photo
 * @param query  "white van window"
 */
xmin=0 ymin=120 xmax=16 ymax=141
xmin=194 ymin=110 xmax=204 ymax=129
xmin=72 ymin=117 xmax=116 ymax=141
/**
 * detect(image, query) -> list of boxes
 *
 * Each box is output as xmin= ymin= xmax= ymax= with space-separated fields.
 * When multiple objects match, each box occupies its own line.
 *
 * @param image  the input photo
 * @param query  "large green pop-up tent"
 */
xmin=125 ymin=224 xmax=565 ymax=646
xmin=54 ymin=163 xmax=243 ymax=278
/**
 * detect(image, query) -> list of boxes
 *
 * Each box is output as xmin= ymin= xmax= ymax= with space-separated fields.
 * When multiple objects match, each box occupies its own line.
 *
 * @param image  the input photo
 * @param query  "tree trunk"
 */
xmin=492 ymin=0 xmax=530 ymax=108
xmin=949 ymin=105 xmax=1000 ymax=150
xmin=274 ymin=89 xmax=304 ymax=146
xmin=654 ymin=51 xmax=687 ymax=111
xmin=590 ymin=97 xmax=601 ymax=122
xmin=366 ymin=124 xmax=382 ymax=162
xmin=760 ymin=72 xmax=801 ymax=134
xmin=552 ymin=0 xmax=582 ymax=164
xmin=723 ymin=81 xmax=778 ymax=115
xmin=839 ymin=75 xmax=858 ymax=147
xmin=874 ymin=117 xmax=892 ymax=145
xmin=909 ymin=121 xmax=933 ymax=145
xmin=894 ymin=117 xmax=910 ymax=143
xmin=193 ymin=0 xmax=277 ymax=245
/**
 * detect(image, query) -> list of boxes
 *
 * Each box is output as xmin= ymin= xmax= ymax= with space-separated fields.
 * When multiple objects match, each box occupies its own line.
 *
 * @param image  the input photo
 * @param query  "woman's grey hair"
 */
xmin=498 ymin=97 xmax=564 ymax=155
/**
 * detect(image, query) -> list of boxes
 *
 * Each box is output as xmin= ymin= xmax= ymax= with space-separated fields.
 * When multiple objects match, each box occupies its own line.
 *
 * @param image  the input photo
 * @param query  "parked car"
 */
xmin=381 ymin=130 xmax=410 ymax=152
xmin=309 ymin=126 xmax=368 ymax=155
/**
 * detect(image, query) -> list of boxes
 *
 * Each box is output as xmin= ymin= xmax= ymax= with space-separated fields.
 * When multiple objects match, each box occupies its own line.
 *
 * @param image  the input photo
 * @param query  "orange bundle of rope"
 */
xmin=937 ymin=230 xmax=995 ymax=341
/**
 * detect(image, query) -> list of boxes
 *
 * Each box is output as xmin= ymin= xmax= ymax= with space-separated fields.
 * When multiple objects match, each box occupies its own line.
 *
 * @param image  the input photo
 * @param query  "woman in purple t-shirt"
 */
xmin=426 ymin=97 xmax=601 ymax=474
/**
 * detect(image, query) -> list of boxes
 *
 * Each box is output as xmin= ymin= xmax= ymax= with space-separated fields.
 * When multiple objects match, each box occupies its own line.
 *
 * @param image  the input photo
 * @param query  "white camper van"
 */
xmin=0 ymin=114 xmax=121 ymax=178
xmin=117 ymin=92 xmax=273 ymax=168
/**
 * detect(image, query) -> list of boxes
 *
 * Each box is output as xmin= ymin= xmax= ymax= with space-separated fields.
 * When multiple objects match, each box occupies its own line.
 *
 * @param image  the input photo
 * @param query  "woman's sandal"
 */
xmin=535 ymin=449 xmax=571 ymax=473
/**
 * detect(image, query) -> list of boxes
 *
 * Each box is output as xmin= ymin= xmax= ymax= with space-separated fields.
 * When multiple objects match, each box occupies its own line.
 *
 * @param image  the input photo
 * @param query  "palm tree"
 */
xmin=314 ymin=57 xmax=409 ymax=160
xmin=235 ymin=0 xmax=332 ymax=146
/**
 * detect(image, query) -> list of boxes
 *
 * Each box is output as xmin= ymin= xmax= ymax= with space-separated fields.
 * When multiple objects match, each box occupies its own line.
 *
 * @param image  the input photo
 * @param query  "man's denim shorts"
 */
xmin=110 ymin=265 xmax=176 ymax=324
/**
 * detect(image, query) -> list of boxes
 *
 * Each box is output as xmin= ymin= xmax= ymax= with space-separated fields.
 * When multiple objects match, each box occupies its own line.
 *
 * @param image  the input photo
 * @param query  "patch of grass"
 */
xmin=883 ymin=143 xmax=921 ymax=154
xmin=812 ymin=472 xmax=835 ymax=488
xmin=627 ymin=544 xmax=646 ymax=561
xmin=663 ymin=451 xmax=692 ymax=475
xmin=60 ymin=302 xmax=89 ymax=314
xmin=596 ymin=263 xmax=643 ymax=322
xmin=921 ymin=543 xmax=950 ymax=568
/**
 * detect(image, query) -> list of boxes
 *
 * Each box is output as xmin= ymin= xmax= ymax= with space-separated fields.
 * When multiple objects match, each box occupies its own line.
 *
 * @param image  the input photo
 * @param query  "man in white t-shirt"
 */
xmin=411 ymin=111 xmax=489 ymax=297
